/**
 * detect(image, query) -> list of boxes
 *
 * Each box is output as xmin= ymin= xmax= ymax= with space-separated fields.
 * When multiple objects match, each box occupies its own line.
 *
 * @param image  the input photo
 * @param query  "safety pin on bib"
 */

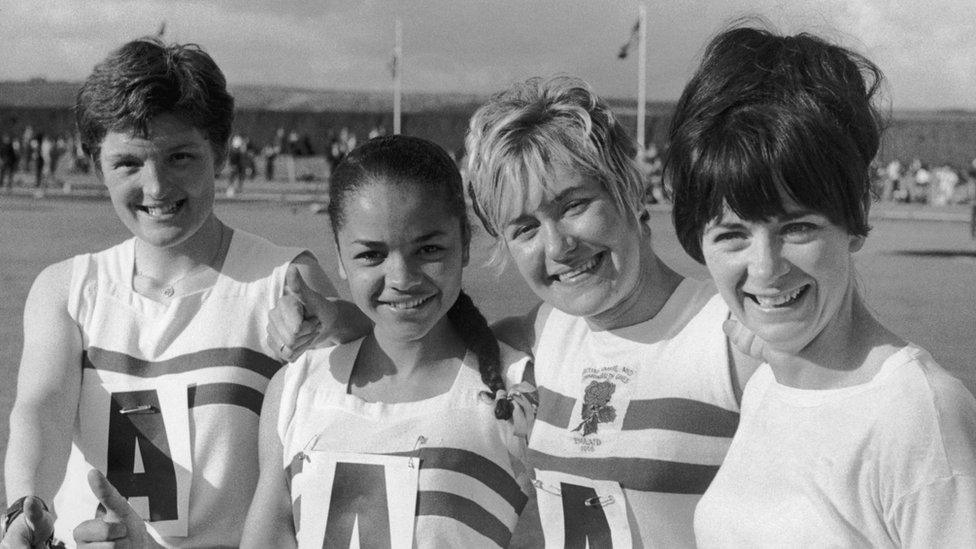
xmin=119 ymin=405 xmax=157 ymax=415
xmin=533 ymin=480 xmax=615 ymax=507
xmin=297 ymin=433 xmax=323 ymax=463
xmin=409 ymin=436 xmax=427 ymax=469
xmin=532 ymin=479 xmax=561 ymax=496
xmin=584 ymin=495 xmax=615 ymax=508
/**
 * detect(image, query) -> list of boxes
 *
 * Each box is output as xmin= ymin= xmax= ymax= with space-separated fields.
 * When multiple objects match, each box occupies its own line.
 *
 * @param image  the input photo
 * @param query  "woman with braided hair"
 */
xmin=241 ymin=135 xmax=536 ymax=548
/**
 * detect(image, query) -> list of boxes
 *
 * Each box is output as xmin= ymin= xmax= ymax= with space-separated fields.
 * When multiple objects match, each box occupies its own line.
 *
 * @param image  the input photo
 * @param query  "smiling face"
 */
xmin=97 ymin=113 xmax=217 ymax=250
xmin=335 ymin=180 xmax=467 ymax=344
xmin=701 ymin=197 xmax=864 ymax=352
xmin=500 ymin=164 xmax=649 ymax=325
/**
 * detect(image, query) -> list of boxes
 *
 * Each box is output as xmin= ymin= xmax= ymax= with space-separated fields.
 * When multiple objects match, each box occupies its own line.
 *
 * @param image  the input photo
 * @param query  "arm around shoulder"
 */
xmin=240 ymin=368 xmax=297 ymax=549
xmin=4 ymin=260 xmax=83 ymax=504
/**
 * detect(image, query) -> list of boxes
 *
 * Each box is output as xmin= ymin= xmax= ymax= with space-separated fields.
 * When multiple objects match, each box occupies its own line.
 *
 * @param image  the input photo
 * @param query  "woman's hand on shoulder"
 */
xmin=268 ymin=260 xmax=329 ymax=361
xmin=267 ymin=255 xmax=370 ymax=361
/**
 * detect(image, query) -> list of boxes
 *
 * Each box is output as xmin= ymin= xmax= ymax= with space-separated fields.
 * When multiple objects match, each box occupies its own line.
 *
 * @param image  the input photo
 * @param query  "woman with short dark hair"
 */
xmin=666 ymin=25 xmax=976 ymax=547
xmin=2 ymin=37 xmax=364 ymax=548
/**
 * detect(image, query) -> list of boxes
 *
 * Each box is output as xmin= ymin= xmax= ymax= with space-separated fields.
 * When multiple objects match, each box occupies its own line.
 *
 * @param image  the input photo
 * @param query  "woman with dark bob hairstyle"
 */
xmin=666 ymin=24 xmax=976 ymax=547
xmin=2 ymin=38 xmax=364 ymax=548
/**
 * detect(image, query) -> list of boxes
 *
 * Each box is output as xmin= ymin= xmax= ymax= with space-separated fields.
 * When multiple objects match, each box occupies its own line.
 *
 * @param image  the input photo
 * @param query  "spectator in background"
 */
xmin=32 ymin=133 xmax=45 ymax=194
xmin=226 ymin=134 xmax=247 ymax=196
xmin=638 ymin=142 xmax=664 ymax=204
xmin=934 ymin=164 xmax=960 ymax=206
xmin=261 ymin=139 xmax=279 ymax=181
xmin=968 ymin=157 xmax=976 ymax=238
xmin=285 ymin=129 xmax=299 ymax=183
xmin=70 ymin=131 xmax=90 ymax=174
xmin=912 ymin=159 xmax=931 ymax=203
xmin=20 ymin=126 xmax=34 ymax=173
xmin=882 ymin=158 xmax=902 ymax=201
xmin=1 ymin=134 xmax=17 ymax=191
xmin=367 ymin=124 xmax=385 ymax=139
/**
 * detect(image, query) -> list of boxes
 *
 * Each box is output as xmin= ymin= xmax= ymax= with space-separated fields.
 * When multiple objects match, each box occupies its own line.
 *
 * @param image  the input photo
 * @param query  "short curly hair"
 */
xmin=665 ymin=25 xmax=884 ymax=263
xmin=464 ymin=76 xmax=644 ymax=264
xmin=75 ymin=37 xmax=235 ymax=166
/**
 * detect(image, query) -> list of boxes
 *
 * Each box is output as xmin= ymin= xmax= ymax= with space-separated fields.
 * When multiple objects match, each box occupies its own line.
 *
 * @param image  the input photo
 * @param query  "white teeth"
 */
xmin=142 ymin=202 xmax=181 ymax=217
xmin=753 ymin=287 xmax=804 ymax=308
xmin=555 ymin=256 xmax=600 ymax=282
xmin=385 ymin=295 xmax=433 ymax=310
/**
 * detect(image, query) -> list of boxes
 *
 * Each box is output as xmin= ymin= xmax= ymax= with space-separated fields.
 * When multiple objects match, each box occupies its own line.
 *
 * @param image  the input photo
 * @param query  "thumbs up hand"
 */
xmin=72 ymin=469 xmax=159 ymax=549
xmin=268 ymin=263 xmax=340 ymax=362
xmin=0 ymin=496 xmax=54 ymax=549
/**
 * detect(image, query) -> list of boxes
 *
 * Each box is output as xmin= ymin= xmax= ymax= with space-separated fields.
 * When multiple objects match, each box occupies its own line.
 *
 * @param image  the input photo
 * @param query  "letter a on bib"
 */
xmin=535 ymin=470 xmax=632 ymax=548
xmin=298 ymin=452 xmax=418 ymax=549
xmin=80 ymin=377 xmax=193 ymax=537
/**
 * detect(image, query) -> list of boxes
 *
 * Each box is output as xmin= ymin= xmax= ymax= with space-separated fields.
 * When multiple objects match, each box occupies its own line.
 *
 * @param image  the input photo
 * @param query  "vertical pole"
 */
xmin=636 ymin=3 xmax=647 ymax=152
xmin=393 ymin=18 xmax=403 ymax=135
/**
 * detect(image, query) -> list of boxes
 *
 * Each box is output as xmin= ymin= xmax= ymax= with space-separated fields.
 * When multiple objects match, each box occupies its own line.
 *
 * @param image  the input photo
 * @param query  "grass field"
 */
xmin=1 ymin=194 xmax=974 ymax=509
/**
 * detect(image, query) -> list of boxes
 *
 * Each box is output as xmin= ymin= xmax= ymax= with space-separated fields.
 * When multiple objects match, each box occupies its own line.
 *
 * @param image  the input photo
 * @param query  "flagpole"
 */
xmin=636 ymin=3 xmax=647 ymax=152
xmin=393 ymin=18 xmax=402 ymax=135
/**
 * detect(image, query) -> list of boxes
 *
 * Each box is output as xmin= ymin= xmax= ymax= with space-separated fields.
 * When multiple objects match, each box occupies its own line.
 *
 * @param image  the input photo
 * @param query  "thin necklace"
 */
xmin=133 ymin=223 xmax=227 ymax=299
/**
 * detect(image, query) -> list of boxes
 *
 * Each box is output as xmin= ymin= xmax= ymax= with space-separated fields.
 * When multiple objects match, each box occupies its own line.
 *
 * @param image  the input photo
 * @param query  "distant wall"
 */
xmin=880 ymin=118 xmax=976 ymax=166
xmin=3 ymin=106 xmax=975 ymax=168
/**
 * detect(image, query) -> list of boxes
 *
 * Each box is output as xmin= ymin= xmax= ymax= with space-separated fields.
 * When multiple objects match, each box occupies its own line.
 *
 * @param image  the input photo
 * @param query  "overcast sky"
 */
xmin=1 ymin=0 xmax=974 ymax=110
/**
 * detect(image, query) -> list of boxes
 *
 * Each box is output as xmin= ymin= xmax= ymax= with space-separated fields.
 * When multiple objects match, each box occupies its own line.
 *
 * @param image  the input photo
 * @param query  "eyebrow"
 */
xmin=351 ymin=230 xmax=448 ymax=246
xmin=710 ymin=208 xmax=823 ymax=228
xmin=503 ymin=185 xmax=594 ymax=229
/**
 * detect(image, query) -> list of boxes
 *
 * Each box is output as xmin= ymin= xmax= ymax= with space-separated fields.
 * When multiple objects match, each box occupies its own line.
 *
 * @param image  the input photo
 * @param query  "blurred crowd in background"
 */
xmin=3 ymin=122 xmax=976 ymax=210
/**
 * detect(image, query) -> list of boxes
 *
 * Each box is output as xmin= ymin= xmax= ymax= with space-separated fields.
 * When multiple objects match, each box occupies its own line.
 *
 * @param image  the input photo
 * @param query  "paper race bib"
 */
xmin=535 ymin=470 xmax=632 ymax=548
xmin=79 ymin=377 xmax=193 ymax=537
xmin=298 ymin=452 xmax=419 ymax=549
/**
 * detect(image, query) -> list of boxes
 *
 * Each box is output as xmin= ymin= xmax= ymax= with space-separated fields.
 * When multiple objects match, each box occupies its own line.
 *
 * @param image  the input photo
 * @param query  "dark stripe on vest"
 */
xmin=188 ymin=383 xmax=264 ymax=415
xmin=286 ymin=447 xmax=526 ymax=513
xmin=537 ymin=386 xmax=739 ymax=437
xmin=417 ymin=490 xmax=512 ymax=548
xmin=622 ymin=398 xmax=739 ymax=437
xmin=83 ymin=346 xmax=282 ymax=380
xmin=526 ymin=449 xmax=720 ymax=494
xmin=416 ymin=447 xmax=527 ymax=512
xmin=535 ymin=386 xmax=576 ymax=429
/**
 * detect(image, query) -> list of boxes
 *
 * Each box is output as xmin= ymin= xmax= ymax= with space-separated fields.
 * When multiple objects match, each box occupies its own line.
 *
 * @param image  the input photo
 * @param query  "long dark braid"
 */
xmin=447 ymin=292 xmax=513 ymax=420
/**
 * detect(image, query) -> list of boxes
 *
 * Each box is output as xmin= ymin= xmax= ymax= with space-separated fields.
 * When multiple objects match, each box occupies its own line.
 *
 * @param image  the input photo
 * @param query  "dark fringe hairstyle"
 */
xmin=665 ymin=25 xmax=884 ymax=263
xmin=329 ymin=135 xmax=513 ymax=419
xmin=75 ymin=37 xmax=235 ymax=166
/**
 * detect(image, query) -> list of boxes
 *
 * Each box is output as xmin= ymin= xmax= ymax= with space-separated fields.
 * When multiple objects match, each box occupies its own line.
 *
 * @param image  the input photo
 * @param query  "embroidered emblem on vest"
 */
xmin=572 ymin=380 xmax=617 ymax=436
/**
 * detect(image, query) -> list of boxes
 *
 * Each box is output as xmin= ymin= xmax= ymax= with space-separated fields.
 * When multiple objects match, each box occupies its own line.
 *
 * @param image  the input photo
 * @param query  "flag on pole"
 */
xmin=388 ymin=49 xmax=399 ymax=78
xmin=618 ymin=19 xmax=639 ymax=59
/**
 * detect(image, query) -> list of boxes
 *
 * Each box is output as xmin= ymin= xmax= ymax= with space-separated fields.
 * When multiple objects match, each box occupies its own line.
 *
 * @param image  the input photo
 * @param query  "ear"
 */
xmin=849 ymin=233 xmax=866 ymax=253
xmin=639 ymin=207 xmax=652 ymax=236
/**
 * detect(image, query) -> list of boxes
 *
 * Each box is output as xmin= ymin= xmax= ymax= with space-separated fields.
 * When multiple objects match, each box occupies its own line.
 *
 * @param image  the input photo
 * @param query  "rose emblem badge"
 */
xmin=571 ymin=380 xmax=617 ymax=436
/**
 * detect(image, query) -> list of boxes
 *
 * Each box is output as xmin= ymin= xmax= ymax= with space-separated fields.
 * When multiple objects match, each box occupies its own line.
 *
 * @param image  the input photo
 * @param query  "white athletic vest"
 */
xmin=526 ymin=278 xmax=739 ymax=548
xmin=55 ymin=230 xmax=302 ymax=548
xmin=279 ymin=338 xmax=531 ymax=548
